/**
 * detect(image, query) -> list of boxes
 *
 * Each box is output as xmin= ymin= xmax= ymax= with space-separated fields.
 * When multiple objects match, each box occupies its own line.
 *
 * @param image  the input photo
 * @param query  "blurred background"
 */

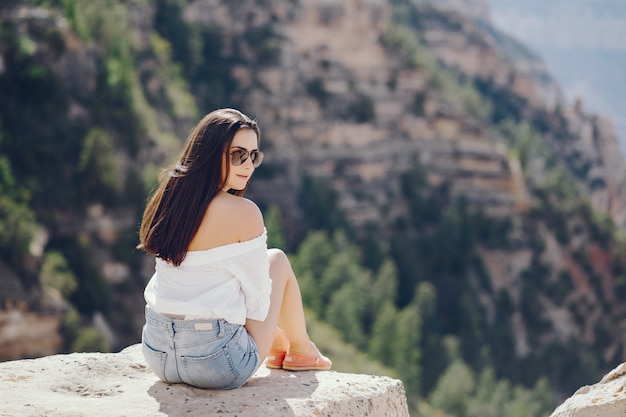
xmin=1 ymin=0 xmax=626 ymax=415
xmin=488 ymin=0 xmax=626 ymax=152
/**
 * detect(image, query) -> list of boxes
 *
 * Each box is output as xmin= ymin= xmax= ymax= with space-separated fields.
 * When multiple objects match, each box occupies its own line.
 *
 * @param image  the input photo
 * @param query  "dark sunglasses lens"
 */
xmin=231 ymin=150 xmax=247 ymax=166
xmin=251 ymin=151 xmax=263 ymax=167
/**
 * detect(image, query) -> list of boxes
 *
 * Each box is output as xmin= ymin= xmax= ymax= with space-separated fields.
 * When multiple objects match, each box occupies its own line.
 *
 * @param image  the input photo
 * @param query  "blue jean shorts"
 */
xmin=141 ymin=307 xmax=261 ymax=390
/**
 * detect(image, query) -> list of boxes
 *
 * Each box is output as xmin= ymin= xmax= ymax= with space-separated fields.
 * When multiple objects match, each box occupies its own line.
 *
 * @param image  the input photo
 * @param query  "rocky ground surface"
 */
xmin=0 ymin=344 xmax=409 ymax=417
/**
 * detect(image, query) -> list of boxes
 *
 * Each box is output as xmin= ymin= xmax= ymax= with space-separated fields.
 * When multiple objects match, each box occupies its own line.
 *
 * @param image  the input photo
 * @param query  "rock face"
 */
xmin=0 ymin=308 xmax=62 ymax=361
xmin=0 ymin=344 xmax=410 ymax=417
xmin=551 ymin=362 xmax=626 ymax=417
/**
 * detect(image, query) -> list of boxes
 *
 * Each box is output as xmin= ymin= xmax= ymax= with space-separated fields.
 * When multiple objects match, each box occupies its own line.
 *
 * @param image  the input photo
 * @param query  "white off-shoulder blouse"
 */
xmin=144 ymin=229 xmax=271 ymax=325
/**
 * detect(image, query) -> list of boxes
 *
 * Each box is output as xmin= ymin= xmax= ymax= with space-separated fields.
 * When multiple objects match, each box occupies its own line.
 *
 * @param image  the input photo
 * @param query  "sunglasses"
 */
xmin=228 ymin=148 xmax=264 ymax=168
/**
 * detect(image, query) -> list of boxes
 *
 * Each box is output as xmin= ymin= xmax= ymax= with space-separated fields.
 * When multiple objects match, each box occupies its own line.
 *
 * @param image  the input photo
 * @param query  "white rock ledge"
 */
xmin=0 ymin=344 xmax=410 ymax=417
xmin=550 ymin=362 xmax=626 ymax=417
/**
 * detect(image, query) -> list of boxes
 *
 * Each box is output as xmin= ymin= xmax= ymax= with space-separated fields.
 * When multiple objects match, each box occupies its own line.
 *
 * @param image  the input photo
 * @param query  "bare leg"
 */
xmin=271 ymin=327 xmax=289 ymax=352
xmin=245 ymin=248 xmax=317 ymax=360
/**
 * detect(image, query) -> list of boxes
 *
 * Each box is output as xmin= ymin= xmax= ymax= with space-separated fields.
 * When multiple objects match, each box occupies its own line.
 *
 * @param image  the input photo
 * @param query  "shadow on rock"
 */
xmin=147 ymin=366 xmax=319 ymax=416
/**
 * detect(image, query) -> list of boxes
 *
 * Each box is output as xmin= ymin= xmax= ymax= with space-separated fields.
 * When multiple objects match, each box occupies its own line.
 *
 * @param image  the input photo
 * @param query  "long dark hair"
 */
xmin=137 ymin=108 xmax=260 ymax=265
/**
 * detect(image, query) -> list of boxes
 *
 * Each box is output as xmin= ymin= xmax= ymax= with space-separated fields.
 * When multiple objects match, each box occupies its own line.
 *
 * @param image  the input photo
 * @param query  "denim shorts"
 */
xmin=141 ymin=307 xmax=261 ymax=390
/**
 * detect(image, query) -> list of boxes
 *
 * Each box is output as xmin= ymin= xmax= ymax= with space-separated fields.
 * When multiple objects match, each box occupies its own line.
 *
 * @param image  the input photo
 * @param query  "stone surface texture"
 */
xmin=0 ymin=344 xmax=410 ymax=417
xmin=551 ymin=362 xmax=626 ymax=417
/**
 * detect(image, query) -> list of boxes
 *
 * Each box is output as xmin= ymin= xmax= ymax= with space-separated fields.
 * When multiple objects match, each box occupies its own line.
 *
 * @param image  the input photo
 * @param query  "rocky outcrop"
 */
xmin=0 ymin=344 xmax=410 ymax=417
xmin=551 ymin=362 xmax=626 ymax=417
xmin=417 ymin=2 xmax=563 ymax=111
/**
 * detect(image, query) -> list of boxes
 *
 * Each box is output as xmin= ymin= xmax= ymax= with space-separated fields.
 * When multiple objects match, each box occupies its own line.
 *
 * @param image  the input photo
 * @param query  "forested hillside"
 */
xmin=1 ymin=1 xmax=626 ymax=416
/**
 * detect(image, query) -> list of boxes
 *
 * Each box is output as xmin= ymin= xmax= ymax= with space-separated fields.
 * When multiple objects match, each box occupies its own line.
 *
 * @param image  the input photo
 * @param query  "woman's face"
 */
xmin=222 ymin=128 xmax=259 ymax=191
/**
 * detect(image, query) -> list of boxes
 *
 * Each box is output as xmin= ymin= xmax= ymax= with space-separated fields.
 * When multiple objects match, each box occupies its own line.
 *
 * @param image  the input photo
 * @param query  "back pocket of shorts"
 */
xmin=142 ymin=341 xmax=168 ymax=382
xmin=181 ymin=348 xmax=238 ymax=389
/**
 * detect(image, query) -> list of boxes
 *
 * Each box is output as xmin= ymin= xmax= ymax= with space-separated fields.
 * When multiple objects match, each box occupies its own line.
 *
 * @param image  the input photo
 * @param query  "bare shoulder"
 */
xmin=218 ymin=195 xmax=263 ymax=229
xmin=215 ymin=194 xmax=265 ymax=240
xmin=188 ymin=193 xmax=264 ymax=251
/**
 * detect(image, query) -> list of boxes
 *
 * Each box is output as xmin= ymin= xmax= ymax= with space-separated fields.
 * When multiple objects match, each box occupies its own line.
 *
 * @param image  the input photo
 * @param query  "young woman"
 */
xmin=137 ymin=108 xmax=331 ymax=390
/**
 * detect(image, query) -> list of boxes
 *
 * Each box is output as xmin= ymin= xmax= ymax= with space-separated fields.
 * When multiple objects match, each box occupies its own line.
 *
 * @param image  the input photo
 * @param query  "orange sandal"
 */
xmin=282 ymin=343 xmax=332 ymax=371
xmin=266 ymin=349 xmax=287 ymax=369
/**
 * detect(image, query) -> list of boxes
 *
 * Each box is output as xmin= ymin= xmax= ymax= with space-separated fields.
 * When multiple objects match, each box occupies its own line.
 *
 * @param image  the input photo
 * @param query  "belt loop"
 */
xmin=217 ymin=320 xmax=224 ymax=337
